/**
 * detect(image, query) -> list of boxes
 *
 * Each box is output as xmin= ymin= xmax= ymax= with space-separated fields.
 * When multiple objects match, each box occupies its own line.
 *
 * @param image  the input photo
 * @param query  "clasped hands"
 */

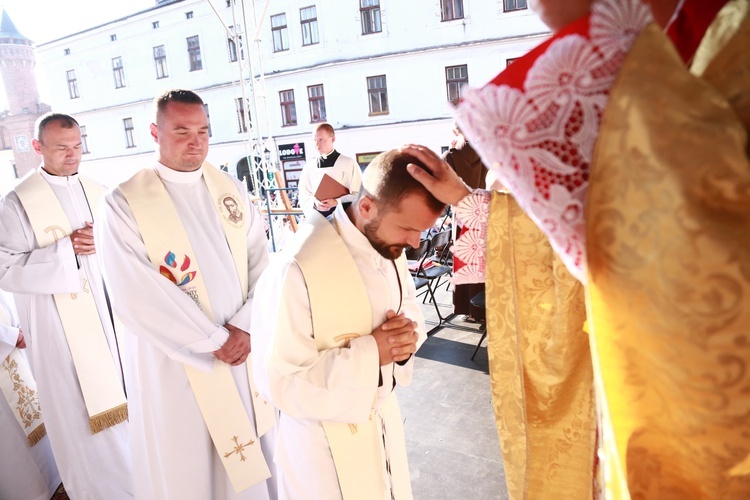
xmin=71 ymin=221 xmax=96 ymax=256
xmin=214 ymin=323 xmax=250 ymax=366
xmin=372 ymin=310 xmax=419 ymax=366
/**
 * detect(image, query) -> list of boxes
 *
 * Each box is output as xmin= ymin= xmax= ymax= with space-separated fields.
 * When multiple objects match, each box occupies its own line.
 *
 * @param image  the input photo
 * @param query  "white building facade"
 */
xmin=35 ymin=0 xmax=548 ymax=188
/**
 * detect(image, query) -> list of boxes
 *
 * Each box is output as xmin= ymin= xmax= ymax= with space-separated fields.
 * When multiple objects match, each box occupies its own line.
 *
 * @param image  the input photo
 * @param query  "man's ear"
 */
xmin=358 ymin=195 xmax=378 ymax=222
xmin=150 ymin=123 xmax=159 ymax=142
xmin=32 ymin=139 xmax=42 ymax=156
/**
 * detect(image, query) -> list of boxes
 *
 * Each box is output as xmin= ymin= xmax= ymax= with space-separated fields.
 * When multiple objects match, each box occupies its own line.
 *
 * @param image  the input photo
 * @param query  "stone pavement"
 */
xmin=399 ymin=284 xmax=510 ymax=500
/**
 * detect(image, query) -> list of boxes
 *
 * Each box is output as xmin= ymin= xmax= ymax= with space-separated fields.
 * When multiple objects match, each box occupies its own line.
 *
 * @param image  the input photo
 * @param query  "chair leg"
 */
xmin=471 ymin=327 xmax=487 ymax=361
xmin=426 ymin=281 xmax=446 ymax=323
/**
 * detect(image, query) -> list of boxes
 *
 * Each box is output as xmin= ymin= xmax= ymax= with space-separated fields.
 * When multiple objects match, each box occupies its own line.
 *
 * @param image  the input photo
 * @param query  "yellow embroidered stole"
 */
xmin=119 ymin=163 xmax=274 ymax=493
xmin=291 ymin=212 xmax=413 ymax=500
xmin=14 ymin=172 xmax=127 ymax=433
xmin=485 ymin=191 xmax=595 ymax=500
xmin=0 ymin=306 xmax=46 ymax=446
xmin=586 ymin=23 xmax=750 ymax=498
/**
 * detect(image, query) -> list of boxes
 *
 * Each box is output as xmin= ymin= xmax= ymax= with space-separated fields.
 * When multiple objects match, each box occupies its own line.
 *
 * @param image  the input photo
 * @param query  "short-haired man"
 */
xmin=297 ymin=123 xmax=362 ymax=218
xmin=0 ymin=113 xmax=133 ymax=498
xmin=97 ymin=89 xmax=276 ymax=499
xmin=252 ymin=150 xmax=445 ymax=499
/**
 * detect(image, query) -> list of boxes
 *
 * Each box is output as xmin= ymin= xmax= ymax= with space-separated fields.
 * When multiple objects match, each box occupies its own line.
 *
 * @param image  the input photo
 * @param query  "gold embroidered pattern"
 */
xmin=2 ymin=356 xmax=42 ymax=429
xmin=224 ymin=435 xmax=255 ymax=462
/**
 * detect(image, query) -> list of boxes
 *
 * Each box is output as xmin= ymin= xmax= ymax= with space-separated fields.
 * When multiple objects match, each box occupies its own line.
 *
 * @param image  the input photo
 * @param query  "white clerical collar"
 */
xmin=39 ymin=166 xmax=79 ymax=186
xmin=154 ymin=161 xmax=203 ymax=184
xmin=333 ymin=203 xmax=391 ymax=269
xmin=320 ymin=149 xmax=336 ymax=160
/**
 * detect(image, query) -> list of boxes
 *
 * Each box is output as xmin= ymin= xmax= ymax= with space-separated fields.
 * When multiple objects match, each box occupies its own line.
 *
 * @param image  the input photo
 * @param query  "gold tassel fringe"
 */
xmin=27 ymin=423 xmax=46 ymax=447
xmin=89 ymin=403 xmax=128 ymax=434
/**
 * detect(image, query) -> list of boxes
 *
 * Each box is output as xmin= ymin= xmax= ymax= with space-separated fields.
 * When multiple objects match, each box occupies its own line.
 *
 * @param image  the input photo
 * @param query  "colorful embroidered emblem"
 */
xmin=159 ymin=251 xmax=196 ymax=286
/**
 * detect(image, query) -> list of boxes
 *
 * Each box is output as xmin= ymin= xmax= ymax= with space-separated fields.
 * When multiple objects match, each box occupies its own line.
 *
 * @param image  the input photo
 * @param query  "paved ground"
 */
xmin=399 ymin=284 xmax=509 ymax=500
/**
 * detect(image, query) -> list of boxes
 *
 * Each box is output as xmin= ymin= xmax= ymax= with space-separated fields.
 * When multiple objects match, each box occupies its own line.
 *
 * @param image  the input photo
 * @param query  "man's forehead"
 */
xmin=41 ymin=124 xmax=80 ymax=142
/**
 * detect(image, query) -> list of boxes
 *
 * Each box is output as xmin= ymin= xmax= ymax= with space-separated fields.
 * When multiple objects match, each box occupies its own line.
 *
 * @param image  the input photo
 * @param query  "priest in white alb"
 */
xmin=297 ymin=123 xmax=362 ymax=218
xmin=252 ymin=150 xmax=444 ymax=499
xmin=0 ymin=113 xmax=133 ymax=499
xmin=0 ymin=288 xmax=61 ymax=500
xmin=97 ymin=89 xmax=277 ymax=500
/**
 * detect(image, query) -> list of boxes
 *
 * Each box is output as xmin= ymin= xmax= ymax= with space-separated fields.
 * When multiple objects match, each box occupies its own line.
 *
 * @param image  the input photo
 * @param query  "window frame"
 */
xmin=440 ymin=0 xmax=464 ymax=21
xmin=227 ymin=26 xmax=244 ymax=62
xmin=366 ymin=75 xmax=389 ymax=115
xmin=112 ymin=56 xmax=126 ymax=89
xmin=235 ymin=98 xmax=248 ymax=133
xmin=203 ymin=103 xmax=213 ymax=138
xmin=445 ymin=64 xmax=468 ymax=103
xmin=503 ymin=0 xmax=527 ymax=12
xmin=279 ymin=89 xmax=298 ymax=127
xmin=360 ymin=0 xmax=382 ymax=35
xmin=271 ymin=13 xmax=289 ymax=52
xmin=300 ymin=6 xmax=319 ymax=46
xmin=66 ymin=69 xmax=79 ymax=99
xmin=123 ymin=118 xmax=136 ymax=148
xmin=80 ymin=125 xmax=90 ymax=154
xmin=153 ymin=45 xmax=169 ymax=79
xmin=307 ymin=84 xmax=326 ymax=123
xmin=187 ymin=35 xmax=203 ymax=72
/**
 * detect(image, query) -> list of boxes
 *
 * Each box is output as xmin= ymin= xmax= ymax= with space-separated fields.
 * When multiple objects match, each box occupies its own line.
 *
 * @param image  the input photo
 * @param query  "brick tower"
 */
xmin=0 ymin=10 xmax=50 ymax=178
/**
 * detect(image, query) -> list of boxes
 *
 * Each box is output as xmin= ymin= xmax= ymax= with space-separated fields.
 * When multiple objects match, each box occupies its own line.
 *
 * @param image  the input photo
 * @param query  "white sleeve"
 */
xmin=227 ymin=183 xmax=270 ymax=332
xmin=251 ymin=258 xmax=380 ymax=424
xmin=96 ymin=188 xmax=229 ymax=372
xmin=338 ymin=157 xmax=362 ymax=205
xmin=390 ymin=257 xmax=427 ymax=389
xmin=297 ymin=162 xmax=317 ymax=217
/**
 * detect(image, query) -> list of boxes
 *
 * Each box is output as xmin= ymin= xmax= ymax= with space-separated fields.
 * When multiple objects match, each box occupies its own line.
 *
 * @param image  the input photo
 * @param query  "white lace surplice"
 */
xmin=452 ymin=0 xmax=652 ymax=285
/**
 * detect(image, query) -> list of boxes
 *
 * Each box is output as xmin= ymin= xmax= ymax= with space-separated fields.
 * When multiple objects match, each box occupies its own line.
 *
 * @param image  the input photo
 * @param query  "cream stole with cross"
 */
xmin=14 ymin=171 xmax=128 ymax=434
xmin=119 ymin=162 xmax=274 ymax=493
xmin=292 ymin=212 xmax=413 ymax=500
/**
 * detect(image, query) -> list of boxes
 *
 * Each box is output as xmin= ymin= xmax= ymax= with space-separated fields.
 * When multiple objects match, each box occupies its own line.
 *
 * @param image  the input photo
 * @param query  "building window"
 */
xmin=367 ymin=75 xmax=388 ymax=114
xmin=503 ymin=0 xmax=527 ymax=12
xmin=271 ymin=14 xmax=289 ymax=52
xmin=360 ymin=0 xmax=382 ymax=35
xmin=152 ymin=21 xmax=160 ymax=29
xmin=112 ymin=57 xmax=126 ymax=89
xmin=445 ymin=64 xmax=468 ymax=103
xmin=280 ymin=90 xmax=297 ymax=126
xmin=203 ymin=104 xmax=212 ymax=137
xmin=300 ymin=6 xmax=319 ymax=46
xmin=186 ymin=11 xmax=193 ymax=19
xmin=441 ymin=0 xmax=464 ymax=21
xmin=235 ymin=98 xmax=247 ymax=133
xmin=228 ymin=26 xmax=244 ymax=62
xmin=64 ymin=48 xmax=70 ymax=55
xmin=187 ymin=35 xmax=202 ymax=71
xmin=110 ymin=34 xmax=117 ymax=41
xmin=66 ymin=70 xmax=79 ymax=99
xmin=80 ymin=126 xmax=90 ymax=154
xmin=123 ymin=118 xmax=135 ymax=148
xmin=153 ymin=45 xmax=168 ymax=79
xmin=226 ymin=0 xmax=233 ymax=6
xmin=307 ymin=85 xmax=326 ymax=123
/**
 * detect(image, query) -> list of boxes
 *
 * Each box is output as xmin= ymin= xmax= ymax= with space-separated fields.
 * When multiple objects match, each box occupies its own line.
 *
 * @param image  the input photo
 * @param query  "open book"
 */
xmin=314 ymin=173 xmax=349 ymax=200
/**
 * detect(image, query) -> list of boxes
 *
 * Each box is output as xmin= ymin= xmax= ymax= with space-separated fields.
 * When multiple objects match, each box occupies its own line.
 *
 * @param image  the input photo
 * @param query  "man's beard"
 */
xmin=363 ymin=218 xmax=406 ymax=260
